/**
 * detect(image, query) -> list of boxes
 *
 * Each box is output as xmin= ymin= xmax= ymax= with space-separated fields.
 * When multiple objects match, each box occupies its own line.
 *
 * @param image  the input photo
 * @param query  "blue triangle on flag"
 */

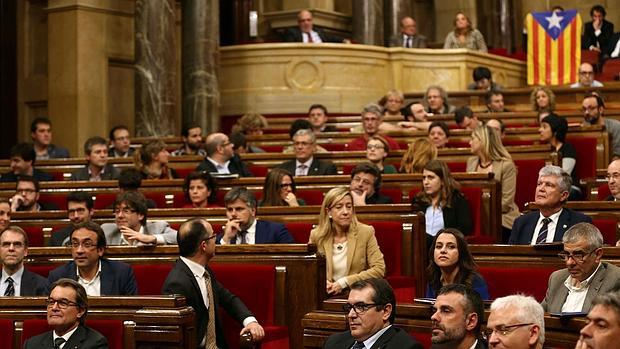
xmin=531 ymin=9 xmax=577 ymax=40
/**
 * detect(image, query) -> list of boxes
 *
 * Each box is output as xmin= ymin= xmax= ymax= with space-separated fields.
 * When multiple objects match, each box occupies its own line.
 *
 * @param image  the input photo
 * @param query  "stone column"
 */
xmin=181 ymin=0 xmax=220 ymax=133
xmin=135 ymin=0 xmax=177 ymax=137
xmin=383 ymin=0 xmax=410 ymax=47
xmin=352 ymin=0 xmax=384 ymax=46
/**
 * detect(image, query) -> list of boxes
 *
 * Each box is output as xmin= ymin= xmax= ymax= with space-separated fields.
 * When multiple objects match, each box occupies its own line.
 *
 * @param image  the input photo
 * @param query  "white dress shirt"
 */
xmin=295 ymin=158 xmax=313 ymax=176
xmin=561 ymin=263 xmax=602 ymax=312
xmin=206 ymin=157 xmax=231 ymax=174
xmin=303 ymin=31 xmax=323 ymax=43
xmin=77 ymin=261 xmax=102 ymax=296
xmin=0 ymin=266 xmax=23 ymax=296
xmin=425 ymin=205 xmax=444 ymax=237
xmin=54 ymin=324 xmax=80 ymax=349
xmin=530 ymin=209 xmax=563 ymax=244
xmin=611 ymin=39 xmax=620 ymax=58
xmin=355 ymin=325 xmax=392 ymax=349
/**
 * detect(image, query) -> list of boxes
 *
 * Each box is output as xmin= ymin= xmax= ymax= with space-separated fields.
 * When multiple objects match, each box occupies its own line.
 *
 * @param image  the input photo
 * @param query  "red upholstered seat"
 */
xmin=321 ymin=143 xmax=346 ymax=151
xmin=211 ymin=263 xmax=289 ymax=349
xmin=503 ymin=139 xmax=536 ymax=146
xmin=175 ymin=168 xmax=194 ymax=179
xmin=446 ymin=141 xmax=469 ymax=148
xmin=479 ymin=266 xmax=555 ymax=301
xmin=285 ymin=222 xmax=314 ymax=243
xmin=380 ymin=188 xmax=402 ymax=203
xmin=133 ymin=263 xmax=174 ymax=295
xmin=581 ymin=49 xmax=600 ymax=66
xmin=296 ymin=189 xmax=325 ymax=205
xmin=446 ymin=162 xmax=466 ymax=173
xmin=38 ymin=193 xmax=65 ymax=210
xmin=592 ymin=218 xmax=618 ymax=245
xmin=410 ymin=331 xmax=432 ymax=349
xmin=143 ymin=192 xmax=167 ymax=208
xmin=461 ymin=187 xmax=482 ymax=237
xmin=600 ymin=59 xmax=620 ymax=81
xmin=514 ymin=159 xmax=546 ymax=210
xmin=249 ymin=165 xmax=269 ymax=177
xmin=28 ymin=264 xmax=61 ymax=278
xmin=94 ymin=193 xmax=116 ymax=209
xmin=597 ymin=183 xmax=612 ymax=200
xmin=566 ymin=137 xmax=597 ymax=180
xmin=22 ymin=319 xmax=124 ymax=349
xmin=22 ymin=226 xmax=45 ymax=247
xmin=260 ymin=145 xmax=284 ymax=152
xmin=172 ymin=192 xmax=188 ymax=207
xmin=22 ymin=319 xmax=49 ymax=346
xmin=0 ymin=319 xmax=13 ymax=349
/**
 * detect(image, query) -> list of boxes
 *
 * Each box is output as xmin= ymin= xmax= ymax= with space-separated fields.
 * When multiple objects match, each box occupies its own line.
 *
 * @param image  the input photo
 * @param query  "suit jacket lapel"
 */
xmin=254 ymin=221 xmax=264 ymax=244
xmin=64 ymin=325 xmax=86 ymax=348
xmin=584 ymin=264 xmax=608 ymax=312
xmin=524 ymin=215 xmax=538 ymax=244
xmin=99 ymin=259 xmax=112 ymax=295
xmin=21 ymin=270 xmax=33 ymax=296
xmin=554 ymin=210 xmax=570 ymax=242
xmin=179 ymin=260 xmax=208 ymax=313
xmin=370 ymin=326 xmax=396 ymax=349
xmin=308 ymin=159 xmax=319 ymax=176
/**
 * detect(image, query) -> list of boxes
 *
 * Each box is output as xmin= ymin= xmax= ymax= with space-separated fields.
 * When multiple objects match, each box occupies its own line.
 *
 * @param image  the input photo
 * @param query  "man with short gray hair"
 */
xmin=347 ymin=103 xmax=401 ymax=151
xmin=196 ymin=132 xmax=253 ymax=177
xmin=509 ymin=165 xmax=591 ymax=245
xmin=277 ymin=129 xmax=337 ymax=176
xmin=541 ymin=223 xmax=620 ymax=314
xmin=486 ymin=295 xmax=544 ymax=349
xmin=577 ymin=289 xmax=620 ymax=348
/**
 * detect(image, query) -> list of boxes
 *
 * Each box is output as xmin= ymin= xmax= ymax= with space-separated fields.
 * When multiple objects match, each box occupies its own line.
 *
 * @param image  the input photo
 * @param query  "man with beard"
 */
xmin=49 ymin=192 xmax=94 ymax=247
xmin=172 ymin=124 xmax=206 ymax=156
xmin=10 ymin=176 xmax=58 ymax=212
xmin=0 ymin=226 xmax=49 ymax=296
xmin=582 ymin=93 xmax=620 ymax=159
xmin=430 ymin=284 xmax=486 ymax=349
xmin=542 ymin=223 xmax=620 ymax=313
xmin=217 ymin=187 xmax=294 ymax=244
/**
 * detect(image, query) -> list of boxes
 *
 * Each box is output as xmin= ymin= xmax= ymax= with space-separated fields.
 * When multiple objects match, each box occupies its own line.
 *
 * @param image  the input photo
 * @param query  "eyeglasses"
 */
xmin=293 ymin=141 xmax=313 ymax=147
xmin=582 ymin=106 xmax=599 ymax=112
xmin=558 ymin=249 xmax=596 ymax=262
xmin=606 ymin=173 xmax=620 ymax=181
xmin=279 ymin=183 xmax=293 ymax=189
xmin=113 ymin=208 xmax=137 ymax=215
xmin=46 ymin=298 xmax=79 ymax=309
xmin=67 ymin=240 xmax=97 ymax=249
xmin=352 ymin=176 xmax=374 ymax=186
xmin=203 ymin=234 xmax=217 ymax=242
xmin=343 ymin=302 xmax=383 ymax=315
xmin=483 ymin=323 xmax=533 ymax=339
xmin=367 ymin=144 xmax=385 ymax=150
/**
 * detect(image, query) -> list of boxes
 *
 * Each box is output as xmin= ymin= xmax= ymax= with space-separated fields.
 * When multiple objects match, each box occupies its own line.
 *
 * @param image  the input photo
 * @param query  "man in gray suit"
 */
xmin=70 ymin=136 xmax=120 ymax=181
xmin=542 ymin=223 xmax=620 ymax=313
xmin=389 ymin=17 xmax=427 ymax=48
xmin=101 ymin=191 xmax=177 ymax=245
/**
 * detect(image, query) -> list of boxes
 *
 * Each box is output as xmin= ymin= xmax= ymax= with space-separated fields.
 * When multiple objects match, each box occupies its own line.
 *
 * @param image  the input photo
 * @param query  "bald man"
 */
xmin=389 ymin=16 xmax=427 ymax=48
xmin=282 ymin=9 xmax=349 ymax=43
xmin=196 ymin=133 xmax=253 ymax=177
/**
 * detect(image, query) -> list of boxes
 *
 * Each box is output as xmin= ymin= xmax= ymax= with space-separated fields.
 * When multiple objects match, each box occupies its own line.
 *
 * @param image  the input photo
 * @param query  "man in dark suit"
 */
xmin=24 ymin=278 xmax=107 ymax=348
xmin=0 ymin=226 xmax=49 ymax=296
xmin=582 ymin=5 xmax=614 ymax=52
xmin=71 ymin=136 xmax=120 ymax=181
xmin=49 ymin=192 xmax=94 ymax=247
xmin=108 ymin=125 xmax=135 ymax=158
xmin=162 ymin=218 xmax=265 ymax=348
xmin=48 ymin=221 xmax=138 ymax=296
xmin=430 ymin=284 xmax=486 ymax=349
xmin=509 ymin=165 xmax=591 ymax=245
xmin=324 ymin=278 xmax=422 ymax=349
xmin=197 ymin=132 xmax=253 ymax=177
xmin=350 ymin=163 xmax=393 ymax=205
xmin=277 ymin=129 xmax=337 ymax=176
xmin=542 ymin=223 xmax=620 ymax=314
xmin=388 ymin=16 xmax=427 ymax=48
xmin=10 ymin=176 xmax=58 ymax=212
xmin=282 ymin=9 xmax=347 ymax=43
xmin=218 ymin=187 xmax=295 ymax=244
xmin=0 ymin=143 xmax=53 ymax=182
xmin=309 ymin=104 xmax=337 ymax=133
xmin=30 ymin=117 xmax=70 ymax=160
xmin=607 ymin=159 xmax=620 ymax=201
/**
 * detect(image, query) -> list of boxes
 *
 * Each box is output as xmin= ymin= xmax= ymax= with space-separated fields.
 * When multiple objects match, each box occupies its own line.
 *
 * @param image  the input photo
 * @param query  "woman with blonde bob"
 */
xmin=467 ymin=125 xmax=519 ymax=239
xmin=530 ymin=86 xmax=556 ymax=121
xmin=231 ymin=113 xmax=268 ymax=153
xmin=400 ymin=138 xmax=438 ymax=174
xmin=309 ymin=187 xmax=386 ymax=295
xmin=443 ymin=12 xmax=488 ymax=52
xmin=134 ymin=140 xmax=177 ymax=180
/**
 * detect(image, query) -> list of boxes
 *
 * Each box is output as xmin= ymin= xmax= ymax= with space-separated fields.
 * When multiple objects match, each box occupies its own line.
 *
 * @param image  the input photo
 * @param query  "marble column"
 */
xmin=181 ymin=0 xmax=220 ymax=133
xmin=352 ymin=0 xmax=384 ymax=46
xmin=135 ymin=0 xmax=177 ymax=137
xmin=383 ymin=0 xmax=410 ymax=47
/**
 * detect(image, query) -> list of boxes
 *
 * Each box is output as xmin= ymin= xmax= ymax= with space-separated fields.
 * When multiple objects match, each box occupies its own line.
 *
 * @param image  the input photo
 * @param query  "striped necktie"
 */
xmin=4 ymin=277 xmax=14 ymax=297
xmin=54 ymin=337 xmax=66 ymax=349
xmin=203 ymin=271 xmax=217 ymax=349
xmin=536 ymin=217 xmax=552 ymax=244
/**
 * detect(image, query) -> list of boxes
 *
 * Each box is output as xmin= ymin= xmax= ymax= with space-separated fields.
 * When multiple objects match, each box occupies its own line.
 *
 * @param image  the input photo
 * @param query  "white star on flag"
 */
xmin=545 ymin=12 xmax=564 ymax=29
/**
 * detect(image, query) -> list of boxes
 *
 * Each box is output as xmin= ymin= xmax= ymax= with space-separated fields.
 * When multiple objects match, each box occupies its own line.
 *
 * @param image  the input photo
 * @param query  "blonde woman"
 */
xmin=530 ymin=86 xmax=556 ymax=122
xmin=400 ymin=138 xmax=438 ymax=174
xmin=466 ymin=126 xmax=520 ymax=238
xmin=231 ymin=113 xmax=268 ymax=153
xmin=309 ymin=187 xmax=385 ymax=295
xmin=443 ymin=12 xmax=488 ymax=52
xmin=134 ymin=140 xmax=177 ymax=180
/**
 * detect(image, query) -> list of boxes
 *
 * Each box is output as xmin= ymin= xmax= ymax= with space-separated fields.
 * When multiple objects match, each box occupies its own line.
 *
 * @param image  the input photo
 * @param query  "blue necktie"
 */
xmin=536 ymin=217 xmax=551 ymax=244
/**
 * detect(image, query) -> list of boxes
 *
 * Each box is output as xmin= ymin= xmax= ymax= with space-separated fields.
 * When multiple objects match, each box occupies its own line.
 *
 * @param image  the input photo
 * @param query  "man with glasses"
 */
xmin=10 ymin=176 xmax=58 ymax=212
xmin=582 ymin=93 xmax=620 ymax=160
xmin=101 ymin=191 xmax=177 ymax=245
xmin=24 ymin=278 xmax=107 ymax=348
xmin=49 ymin=192 xmax=94 ymax=247
xmin=486 ymin=294 xmax=544 ymax=349
xmin=349 ymin=163 xmax=393 ymax=206
xmin=576 ymin=289 xmax=620 ymax=349
xmin=605 ymin=159 xmax=620 ymax=201
xmin=277 ymin=129 xmax=337 ymax=176
xmin=541 ymin=223 xmax=620 ymax=313
xmin=108 ymin=125 xmax=134 ymax=158
xmin=197 ymin=132 xmax=253 ymax=177
xmin=0 ymin=226 xmax=49 ymax=296
xmin=162 ymin=218 xmax=265 ymax=348
xmin=430 ymin=284 xmax=486 ymax=349
xmin=348 ymin=103 xmax=401 ymax=151
xmin=571 ymin=63 xmax=604 ymax=88
xmin=218 ymin=187 xmax=294 ymax=244
xmin=48 ymin=221 xmax=137 ymax=296
xmin=0 ymin=198 xmax=10 ymax=232
xmin=324 ymin=278 xmax=422 ymax=348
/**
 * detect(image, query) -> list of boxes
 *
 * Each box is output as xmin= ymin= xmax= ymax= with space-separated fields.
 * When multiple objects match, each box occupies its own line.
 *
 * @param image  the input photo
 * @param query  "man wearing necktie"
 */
xmin=276 ymin=129 xmax=338 ymax=177
xmin=163 ymin=218 xmax=265 ymax=348
xmin=0 ymin=226 xmax=49 ymax=297
xmin=23 ymin=278 xmax=107 ymax=349
xmin=509 ymin=165 xmax=591 ymax=245
xmin=388 ymin=16 xmax=427 ymax=48
xmin=323 ymin=278 xmax=422 ymax=349
xmin=217 ymin=187 xmax=295 ymax=245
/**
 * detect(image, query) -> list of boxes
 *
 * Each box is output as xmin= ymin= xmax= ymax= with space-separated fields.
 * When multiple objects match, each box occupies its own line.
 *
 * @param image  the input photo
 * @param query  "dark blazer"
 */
xmin=282 ymin=27 xmax=343 ymax=43
xmin=216 ymin=220 xmax=295 ymax=244
xmin=542 ymin=262 xmax=620 ymax=313
xmin=70 ymin=164 xmax=120 ymax=181
xmin=412 ymin=190 xmax=473 ymax=235
xmin=0 ymin=169 xmax=53 ymax=182
xmin=48 ymin=225 xmax=73 ymax=247
xmin=323 ymin=326 xmax=423 ymax=349
xmin=366 ymin=192 xmax=393 ymax=205
xmin=16 ymin=201 xmax=59 ymax=212
xmin=24 ymin=324 xmax=108 ymax=349
xmin=1 ymin=269 xmax=49 ymax=296
xmin=162 ymin=260 xmax=253 ymax=349
xmin=582 ymin=19 xmax=614 ymax=50
xmin=44 ymin=144 xmax=70 ymax=159
xmin=47 ymin=258 xmax=138 ymax=295
xmin=196 ymin=154 xmax=253 ymax=177
xmin=604 ymin=32 xmax=620 ymax=58
xmin=508 ymin=208 xmax=592 ymax=245
xmin=388 ymin=34 xmax=427 ymax=48
xmin=277 ymin=158 xmax=337 ymax=176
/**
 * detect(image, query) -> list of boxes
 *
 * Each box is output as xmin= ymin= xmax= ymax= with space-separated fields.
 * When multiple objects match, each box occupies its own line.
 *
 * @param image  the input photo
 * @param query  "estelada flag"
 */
xmin=526 ymin=9 xmax=582 ymax=85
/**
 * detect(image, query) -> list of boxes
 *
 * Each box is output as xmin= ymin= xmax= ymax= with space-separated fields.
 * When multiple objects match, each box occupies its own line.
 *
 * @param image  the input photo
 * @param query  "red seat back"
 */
xmin=285 ymin=222 xmax=314 ymax=243
xmin=22 ymin=226 xmax=45 ymax=247
xmin=38 ymin=193 xmax=64 ymax=209
xmin=461 ymin=187 xmax=482 ymax=236
xmin=94 ymin=193 xmax=116 ymax=209
xmin=410 ymin=331 xmax=432 ymax=349
xmin=366 ymin=221 xmax=403 ymax=276
xmin=566 ymin=137 xmax=597 ymax=179
xmin=0 ymin=319 xmax=13 ymax=349
xmin=28 ymin=264 xmax=61 ymax=278
xmin=296 ymin=189 xmax=325 ymax=205
xmin=321 ymin=143 xmax=346 ymax=151
xmin=447 ymin=162 xmax=466 ymax=173
xmin=175 ymin=168 xmax=194 ymax=179
xmin=592 ymin=218 xmax=618 ymax=245
xmin=260 ymin=145 xmax=284 ymax=152
xmin=22 ymin=319 xmax=49 ymax=346
xmin=249 ymin=165 xmax=269 ymax=177
xmin=143 ymin=192 xmax=167 ymax=208
xmin=597 ymin=183 xmax=612 ymax=200
xmin=479 ymin=266 xmax=555 ymax=301
xmin=133 ymin=263 xmax=174 ymax=295
xmin=380 ymin=188 xmax=402 ymax=203
xmin=581 ymin=49 xmax=600 ymax=66
xmin=514 ymin=159 xmax=545 ymax=210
